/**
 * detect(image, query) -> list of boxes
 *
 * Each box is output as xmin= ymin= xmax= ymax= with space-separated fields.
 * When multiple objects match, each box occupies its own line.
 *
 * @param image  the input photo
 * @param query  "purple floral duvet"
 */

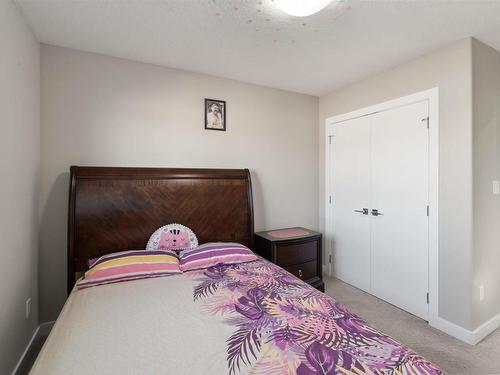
xmin=187 ymin=258 xmax=443 ymax=375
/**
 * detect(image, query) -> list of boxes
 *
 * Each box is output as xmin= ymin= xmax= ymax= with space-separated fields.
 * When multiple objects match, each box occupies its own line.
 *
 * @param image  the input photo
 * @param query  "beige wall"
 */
xmin=40 ymin=45 xmax=319 ymax=321
xmin=0 ymin=0 xmax=40 ymax=373
xmin=319 ymin=39 xmax=475 ymax=329
xmin=472 ymin=39 xmax=500 ymax=328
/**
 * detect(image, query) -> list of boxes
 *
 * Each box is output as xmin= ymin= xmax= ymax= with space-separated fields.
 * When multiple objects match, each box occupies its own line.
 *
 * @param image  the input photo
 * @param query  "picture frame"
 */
xmin=205 ymin=98 xmax=226 ymax=131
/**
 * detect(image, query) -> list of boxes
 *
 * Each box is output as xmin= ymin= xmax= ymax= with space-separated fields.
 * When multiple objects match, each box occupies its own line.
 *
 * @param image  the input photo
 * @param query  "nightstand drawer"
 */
xmin=284 ymin=260 xmax=317 ymax=281
xmin=254 ymin=227 xmax=324 ymax=291
xmin=276 ymin=241 xmax=317 ymax=267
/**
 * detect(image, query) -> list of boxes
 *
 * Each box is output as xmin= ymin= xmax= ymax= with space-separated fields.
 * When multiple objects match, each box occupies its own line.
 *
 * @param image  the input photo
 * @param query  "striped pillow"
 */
xmin=77 ymin=250 xmax=181 ymax=290
xmin=179 ymin=242 xmax=258 ymax=272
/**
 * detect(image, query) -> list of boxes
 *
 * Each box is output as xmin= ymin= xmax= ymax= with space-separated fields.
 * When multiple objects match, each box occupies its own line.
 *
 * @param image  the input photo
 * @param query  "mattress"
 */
xmin=31 ymin=259 xmax=443 ymax=374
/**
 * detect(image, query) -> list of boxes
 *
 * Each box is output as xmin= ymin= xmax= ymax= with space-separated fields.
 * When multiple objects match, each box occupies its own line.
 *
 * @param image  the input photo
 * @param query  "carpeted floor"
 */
xmin=324 ymin=276 xmax=500 ymax=375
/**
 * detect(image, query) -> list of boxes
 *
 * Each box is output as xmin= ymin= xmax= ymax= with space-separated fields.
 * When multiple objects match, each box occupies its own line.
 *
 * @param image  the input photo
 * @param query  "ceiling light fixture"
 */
xmin=274 ymin=0 xmax=333 ymax=17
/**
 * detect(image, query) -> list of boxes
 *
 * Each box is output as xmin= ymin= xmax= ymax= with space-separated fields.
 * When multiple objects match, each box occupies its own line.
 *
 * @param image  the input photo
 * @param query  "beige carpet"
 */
xmin=324 ymin=276 xmax=500 ymax=375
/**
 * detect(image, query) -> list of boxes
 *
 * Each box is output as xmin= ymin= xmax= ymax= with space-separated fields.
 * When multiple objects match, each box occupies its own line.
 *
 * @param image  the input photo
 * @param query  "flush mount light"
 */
xmin=274 ymin=0 xmax=333 ymax=17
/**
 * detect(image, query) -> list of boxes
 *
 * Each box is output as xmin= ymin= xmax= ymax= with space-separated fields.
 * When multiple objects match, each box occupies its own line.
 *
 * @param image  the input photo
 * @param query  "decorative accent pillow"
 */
xmin=179 ymin=242 xmax=258 ymax=272
xmin=147 ymin=223 xmax=198 ymax=252
xmin=77 ymin=250 xmax=181 ymax=289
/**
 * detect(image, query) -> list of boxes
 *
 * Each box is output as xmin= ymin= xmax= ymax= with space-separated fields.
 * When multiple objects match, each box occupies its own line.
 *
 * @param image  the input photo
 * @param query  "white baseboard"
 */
xmin=470 ymin=313 xmax=500 ymax=345
xmin=11 ymin=321 xmax=54 ymax=375
xmin=430 ymin=313 xmax=500 ymax=345
xmin=11 ymin=325 xmax=39 ymax=375
xmin=38 ymin=321 xmax=54 ymax=336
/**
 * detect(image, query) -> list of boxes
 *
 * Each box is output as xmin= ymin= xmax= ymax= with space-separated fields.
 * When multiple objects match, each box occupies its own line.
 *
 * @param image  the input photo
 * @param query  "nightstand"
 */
xmin=254 ymin=227 xmax=324 ymax=292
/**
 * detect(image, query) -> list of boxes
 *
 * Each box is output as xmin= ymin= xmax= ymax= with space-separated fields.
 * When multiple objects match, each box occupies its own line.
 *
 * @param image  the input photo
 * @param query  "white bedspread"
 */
xmin=31 ymin=275 xmax=230 ymax=375
xmin=32 ymin=260 xmax=444 ymax=375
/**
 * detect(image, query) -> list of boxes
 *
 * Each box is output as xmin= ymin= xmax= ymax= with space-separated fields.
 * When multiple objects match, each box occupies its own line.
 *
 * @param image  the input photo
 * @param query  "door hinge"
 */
xmin=329 ymin=195 xmax=332 ymax=204
xmin=329 ymin=254 xmax=332 ymax=264
xmin=328 ymin=135 xmax=332 ymax=144
xmin=426 ymin=205 xmax=429 ymax=216
xmin=422 ymin=117 xmax=429 ymax=129
xmin=426 ymin=292 xmax=429 ymax=304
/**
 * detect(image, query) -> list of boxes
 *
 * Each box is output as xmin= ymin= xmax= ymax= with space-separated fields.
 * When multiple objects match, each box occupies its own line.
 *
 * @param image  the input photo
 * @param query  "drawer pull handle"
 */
xmin=298 ymin=269 xmax=303 ymax=278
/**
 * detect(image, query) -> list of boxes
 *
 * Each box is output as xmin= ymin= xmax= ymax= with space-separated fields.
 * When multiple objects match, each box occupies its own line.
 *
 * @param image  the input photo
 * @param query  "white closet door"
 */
xmin=370 ymin=101 xmax=429 ymax=320
xmin=331 ymin=116 xmax=371 ymax=292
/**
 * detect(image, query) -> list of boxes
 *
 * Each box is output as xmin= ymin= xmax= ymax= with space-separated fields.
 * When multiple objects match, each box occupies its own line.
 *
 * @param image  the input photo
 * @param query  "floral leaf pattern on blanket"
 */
xmin=187 ymin=259 xmax=443 ymax=375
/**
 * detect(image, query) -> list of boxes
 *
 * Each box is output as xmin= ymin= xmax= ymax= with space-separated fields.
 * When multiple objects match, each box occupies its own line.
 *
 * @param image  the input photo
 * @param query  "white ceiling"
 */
xmin=14 ymin=0 xmax=500 ymax=95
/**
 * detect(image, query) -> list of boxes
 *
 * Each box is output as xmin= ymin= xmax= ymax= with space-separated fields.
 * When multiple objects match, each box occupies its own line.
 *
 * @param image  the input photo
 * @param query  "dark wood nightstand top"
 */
xmin=254 ymin=227 xmax=321 ymax=242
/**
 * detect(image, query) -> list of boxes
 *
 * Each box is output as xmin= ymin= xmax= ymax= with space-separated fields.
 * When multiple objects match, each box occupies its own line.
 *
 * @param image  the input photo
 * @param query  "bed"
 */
xmin=31 ymin=166 xmax=443 ymax=375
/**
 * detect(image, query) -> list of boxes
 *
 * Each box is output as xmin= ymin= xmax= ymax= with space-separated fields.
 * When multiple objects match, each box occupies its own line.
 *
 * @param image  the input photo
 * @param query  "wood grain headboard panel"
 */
xmin=68 ymin=166 xmax=254 ymax=292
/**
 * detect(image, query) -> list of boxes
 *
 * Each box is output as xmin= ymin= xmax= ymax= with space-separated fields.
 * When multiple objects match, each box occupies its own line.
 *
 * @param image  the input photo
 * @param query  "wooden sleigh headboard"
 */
xmin=68 ymin=166 xmax=254 ymax=292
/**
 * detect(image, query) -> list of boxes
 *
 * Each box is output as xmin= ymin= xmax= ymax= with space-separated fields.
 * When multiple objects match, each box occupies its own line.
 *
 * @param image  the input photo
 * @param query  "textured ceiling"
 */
xmin=14 ymin=0 xmax=500 ymax=95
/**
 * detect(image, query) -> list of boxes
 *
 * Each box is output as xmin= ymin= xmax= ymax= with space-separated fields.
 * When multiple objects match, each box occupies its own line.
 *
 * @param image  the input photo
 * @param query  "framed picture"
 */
xmin=205 ymin=98 xmax=226 ymax=131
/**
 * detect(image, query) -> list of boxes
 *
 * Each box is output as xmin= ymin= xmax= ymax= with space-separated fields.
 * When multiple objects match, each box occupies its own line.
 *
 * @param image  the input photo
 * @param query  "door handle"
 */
xmin=354 ymin=208 xmax=369 ymax=215
xmin=371 ymin=209 xmax=384 ymax=216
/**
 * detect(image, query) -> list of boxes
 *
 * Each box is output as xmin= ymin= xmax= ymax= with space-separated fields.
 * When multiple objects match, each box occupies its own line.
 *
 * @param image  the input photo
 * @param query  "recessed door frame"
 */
xmin=324 ymin=87 xmax=439 ymax=323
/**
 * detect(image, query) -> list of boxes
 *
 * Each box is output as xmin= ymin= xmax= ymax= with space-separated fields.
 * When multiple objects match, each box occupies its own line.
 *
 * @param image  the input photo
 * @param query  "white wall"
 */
xmin=40 ymin=45 xmax=319 ymax=322
xmin=319 ymin=39 xmax=475 ymax=330
xmin=0 ymin=0 xmax=40 ymax=373
xmin=472 ymin=39 xmax=500 ymax=328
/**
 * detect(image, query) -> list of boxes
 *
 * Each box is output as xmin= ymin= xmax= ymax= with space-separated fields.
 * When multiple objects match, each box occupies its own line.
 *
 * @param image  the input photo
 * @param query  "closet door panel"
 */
xmin=370 ymin=101 xmax=429 ymax=320
xmin=331 ymin=117 xmax=371 ymax=292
